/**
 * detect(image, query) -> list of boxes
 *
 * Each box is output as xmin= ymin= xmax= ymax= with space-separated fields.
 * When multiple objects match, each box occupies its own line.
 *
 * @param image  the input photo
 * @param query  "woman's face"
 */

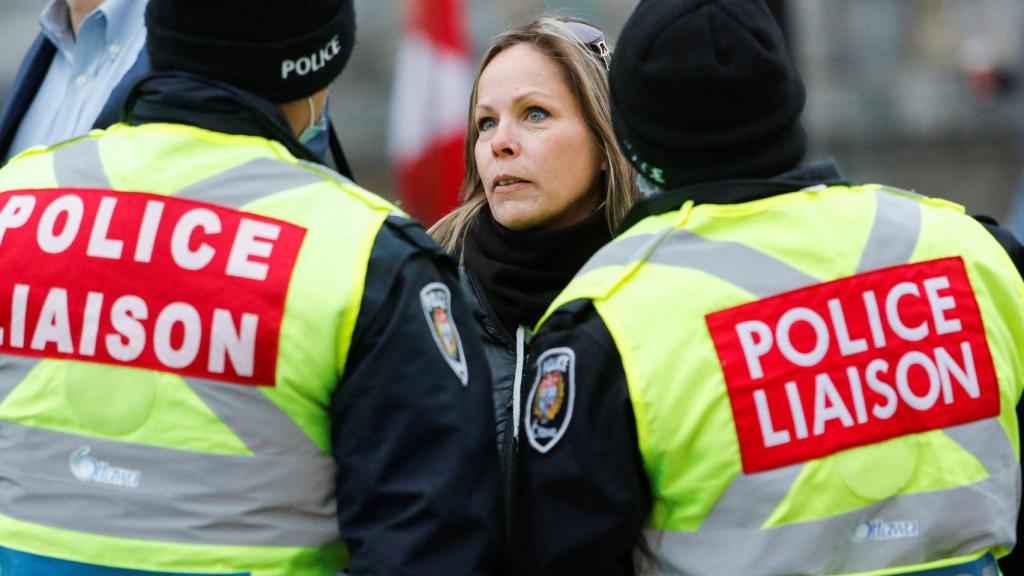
xmin=474 ymin=43 xmax=605 ymax=230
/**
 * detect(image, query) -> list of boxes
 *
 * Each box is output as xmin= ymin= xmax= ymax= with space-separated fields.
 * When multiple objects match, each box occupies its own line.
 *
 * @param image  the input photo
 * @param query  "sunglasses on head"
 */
xmin=563 ymin=21 xmax=612 ymax=71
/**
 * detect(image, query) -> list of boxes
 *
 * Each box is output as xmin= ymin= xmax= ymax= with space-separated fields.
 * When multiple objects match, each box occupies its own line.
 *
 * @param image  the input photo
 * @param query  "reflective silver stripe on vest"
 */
xmin=581 ymin=189 xmax=923 ymax=290
xmin=2 ymin=147 xmax=340 ymax=547
xmin=619 ymin=190 xmax=1016 ymax=574
xmin=698 ymin=462 xmax=803 ymax=530
xmin=638 ymin=426 xmax=1015 ymax=575
xmin=0 ymin=355 xmax=39 ymax=406
xmin=857 ymin=190 xmax=922 ymax=273
xmin=296 ymin=159 xmax=354 ymax=187
xmin=580 ymin=228 xmax=820 ymax=297
xmin=578 ymin=229 xmax=672 ymax=277
xmin=53 ymin=139 xmax=112 ymax=189
xmin=647 ymin=231 xmax=820 ymax=298
xmin=175 ymin=157 xmax=324 ymax=209
xmin=184 ymin=376 xmax=324 ymax=457
xmin=0 ymin=421 xmax=337 ymax=546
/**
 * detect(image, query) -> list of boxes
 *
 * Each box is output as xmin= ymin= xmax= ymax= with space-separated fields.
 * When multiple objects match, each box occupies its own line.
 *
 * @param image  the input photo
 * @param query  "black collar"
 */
xmin=122 ymin=72 xmax=323 ymax=166
xmin=618 ymin=161 xmax=848 ymax=233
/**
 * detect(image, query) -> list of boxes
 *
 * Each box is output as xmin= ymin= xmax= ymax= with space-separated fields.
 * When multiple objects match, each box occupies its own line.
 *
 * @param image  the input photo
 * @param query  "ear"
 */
xmin=601 ymin=160 xmax=609 ymax=171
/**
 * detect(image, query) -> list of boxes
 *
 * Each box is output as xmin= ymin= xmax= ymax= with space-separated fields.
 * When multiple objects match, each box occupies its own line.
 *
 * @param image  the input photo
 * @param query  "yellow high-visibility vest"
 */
xmin=0 ymin=123 xmax=401 ymax=575
xmin=543 ymin=185 xmax=1024 ymax=575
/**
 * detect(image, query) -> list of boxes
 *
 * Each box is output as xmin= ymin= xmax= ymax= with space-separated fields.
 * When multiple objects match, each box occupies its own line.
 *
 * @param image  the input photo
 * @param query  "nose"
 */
xmin=490 ymin=121 xmax=520 ymax=158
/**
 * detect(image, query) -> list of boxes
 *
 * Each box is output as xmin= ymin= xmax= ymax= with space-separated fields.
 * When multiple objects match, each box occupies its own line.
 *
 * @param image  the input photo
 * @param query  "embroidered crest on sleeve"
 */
xmin=419 ymin=282 xmax=468 ymax=385
xmin=525 ymin=347 xmax=576 ymax=454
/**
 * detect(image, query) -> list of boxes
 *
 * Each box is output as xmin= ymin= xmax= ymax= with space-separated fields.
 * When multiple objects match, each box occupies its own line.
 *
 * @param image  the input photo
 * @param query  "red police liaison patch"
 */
xmin=0 ymin=188 xmax=305 ymax=386
xmin=420 ymin=282 xmax=468 ymax=385
xmin=706 ymin=257 xmax=999 ymax=474
xmin=526 ymin=347 xmax=576 ymax=454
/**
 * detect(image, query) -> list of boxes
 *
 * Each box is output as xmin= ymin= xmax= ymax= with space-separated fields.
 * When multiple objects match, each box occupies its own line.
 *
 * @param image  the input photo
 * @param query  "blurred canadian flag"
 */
xmin=387 ymin=0 xmax=473 ymax=227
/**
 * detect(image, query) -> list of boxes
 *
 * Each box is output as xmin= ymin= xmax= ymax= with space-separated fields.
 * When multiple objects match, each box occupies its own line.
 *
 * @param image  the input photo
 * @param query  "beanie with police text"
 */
xmin=609 ymin=0 xmax=806 ymax=189
xmin=145 ymin=0 xmax=356 ymax=103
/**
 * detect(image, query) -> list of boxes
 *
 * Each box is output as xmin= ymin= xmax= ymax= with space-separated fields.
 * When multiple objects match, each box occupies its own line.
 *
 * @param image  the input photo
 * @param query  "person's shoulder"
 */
xmin=972 ymin=214 xmax=1024 ymax=279
xmin=354 ymin=216 xmax=462 ymax=343
xmin=372 ymin=215 xmax=450 ymax=263
xmin=292 ymin=159 xmax=401 ymax=214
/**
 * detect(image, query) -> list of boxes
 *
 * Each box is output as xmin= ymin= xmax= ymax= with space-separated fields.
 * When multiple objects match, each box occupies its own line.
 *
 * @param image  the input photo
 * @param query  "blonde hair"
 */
xmin=429 ymin=16 xmax=640 ymax=257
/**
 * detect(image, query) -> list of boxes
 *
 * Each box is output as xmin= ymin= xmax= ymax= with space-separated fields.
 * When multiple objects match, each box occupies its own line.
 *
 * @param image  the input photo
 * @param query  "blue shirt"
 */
xmin=6 ymin=0 xmax=147 ymax=162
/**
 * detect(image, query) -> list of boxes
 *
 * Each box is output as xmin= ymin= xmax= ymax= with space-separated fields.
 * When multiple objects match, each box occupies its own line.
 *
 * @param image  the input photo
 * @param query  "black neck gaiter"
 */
xmin=463 ymin=205 xmax=612 ymax=337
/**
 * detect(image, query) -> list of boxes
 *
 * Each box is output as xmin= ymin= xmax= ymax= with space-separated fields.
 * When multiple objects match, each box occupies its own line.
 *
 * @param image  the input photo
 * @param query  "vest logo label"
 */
xmin=420 ymin=282 xmax=468 ymax=385
xmin=849 ymin=519 xmax=919 ymax=543
xmin=526 ymin=347 xmax=576 ymax=454
xmin=281 ymin=35 xmax=342 ymax=80
xmin=70 ymin=446 xmax=141 ymax=489
xmin=0 ymin=189 xmax=306 ymax=386
xmin=706 ymin=257 xmax=999 ymax=473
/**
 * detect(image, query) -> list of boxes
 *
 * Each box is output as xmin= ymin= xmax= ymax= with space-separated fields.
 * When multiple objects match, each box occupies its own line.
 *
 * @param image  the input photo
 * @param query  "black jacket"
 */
xmin=460 ymin=266 xmax=528 ymax=506
xmin=457 ymin=206 xmax=614 ymax=515
xmin=124 ymin=74 xmax=506 ymax=575
xmin=513 ymin=161 xmax=1024 ymax=575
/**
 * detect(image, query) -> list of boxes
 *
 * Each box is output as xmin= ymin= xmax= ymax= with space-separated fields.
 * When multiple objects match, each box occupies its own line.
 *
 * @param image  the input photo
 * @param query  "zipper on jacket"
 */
xmin=503 ymin=325 xmax=527 ymax=543
xmin=511 ymin=325 xmax=526 ymax=441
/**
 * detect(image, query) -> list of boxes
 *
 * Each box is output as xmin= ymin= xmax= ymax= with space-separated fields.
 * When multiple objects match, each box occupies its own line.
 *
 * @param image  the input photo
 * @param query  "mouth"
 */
xmin=492 ymin=175 xmax=531 ymax=191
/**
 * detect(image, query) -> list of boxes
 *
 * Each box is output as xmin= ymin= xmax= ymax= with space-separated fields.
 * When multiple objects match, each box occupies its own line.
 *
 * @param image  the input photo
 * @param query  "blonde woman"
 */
xmin=430 ymin=16 xmax=640 ymax=504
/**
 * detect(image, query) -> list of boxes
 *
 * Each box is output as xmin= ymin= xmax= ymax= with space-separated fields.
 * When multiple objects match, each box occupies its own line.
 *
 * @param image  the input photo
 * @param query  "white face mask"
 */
xmin=299 ymin=95 xmax=328 ymax=144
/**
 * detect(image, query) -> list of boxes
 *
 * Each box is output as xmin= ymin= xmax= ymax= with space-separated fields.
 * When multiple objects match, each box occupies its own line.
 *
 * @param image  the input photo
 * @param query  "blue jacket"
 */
xmin=0 ymin=33 xmax=150 ymax=163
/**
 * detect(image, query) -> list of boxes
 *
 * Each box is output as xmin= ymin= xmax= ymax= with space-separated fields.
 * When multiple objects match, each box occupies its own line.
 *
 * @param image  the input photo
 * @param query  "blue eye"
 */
xmin=526 ymin=108 xmax=549 ymax=122
xmin=477 ymin=117 xmax=497 ymax=132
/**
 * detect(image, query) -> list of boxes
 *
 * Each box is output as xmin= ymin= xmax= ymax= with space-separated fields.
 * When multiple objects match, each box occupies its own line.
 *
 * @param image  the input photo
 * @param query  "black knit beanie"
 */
xmin=146 ymin=0 xmax=356 ymax=104
xmin=610 ymin=0 xmax=807 ymax=189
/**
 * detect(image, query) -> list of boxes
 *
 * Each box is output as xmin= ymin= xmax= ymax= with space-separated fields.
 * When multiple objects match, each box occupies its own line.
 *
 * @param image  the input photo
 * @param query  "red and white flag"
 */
xmin=388 ymin=0 xmax=473 ymax=227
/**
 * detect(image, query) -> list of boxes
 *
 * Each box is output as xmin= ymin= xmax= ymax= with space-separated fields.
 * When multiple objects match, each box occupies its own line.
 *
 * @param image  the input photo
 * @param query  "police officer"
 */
xmin=0 ymin=1 xmax=503 ymax=574
xmin=514 ymin=1 xmax=1024 ymax=574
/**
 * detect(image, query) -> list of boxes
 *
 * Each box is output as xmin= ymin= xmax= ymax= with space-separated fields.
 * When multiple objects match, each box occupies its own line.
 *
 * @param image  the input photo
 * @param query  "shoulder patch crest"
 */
xmin=525 ymin=347 xmax=576 ymax=454
xmin=420 ymin=282 xmax=468 ymax=385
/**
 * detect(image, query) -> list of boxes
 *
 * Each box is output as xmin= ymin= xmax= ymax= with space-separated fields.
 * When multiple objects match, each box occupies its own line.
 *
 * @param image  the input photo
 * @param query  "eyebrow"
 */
xmin=475 ymin=90 xmax=559 ymax=113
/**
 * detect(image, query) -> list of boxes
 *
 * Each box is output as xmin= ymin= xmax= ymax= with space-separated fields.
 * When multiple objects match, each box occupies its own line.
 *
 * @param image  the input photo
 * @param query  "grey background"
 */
xmin=2 ymin=0 xmax=1022 ymax=221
